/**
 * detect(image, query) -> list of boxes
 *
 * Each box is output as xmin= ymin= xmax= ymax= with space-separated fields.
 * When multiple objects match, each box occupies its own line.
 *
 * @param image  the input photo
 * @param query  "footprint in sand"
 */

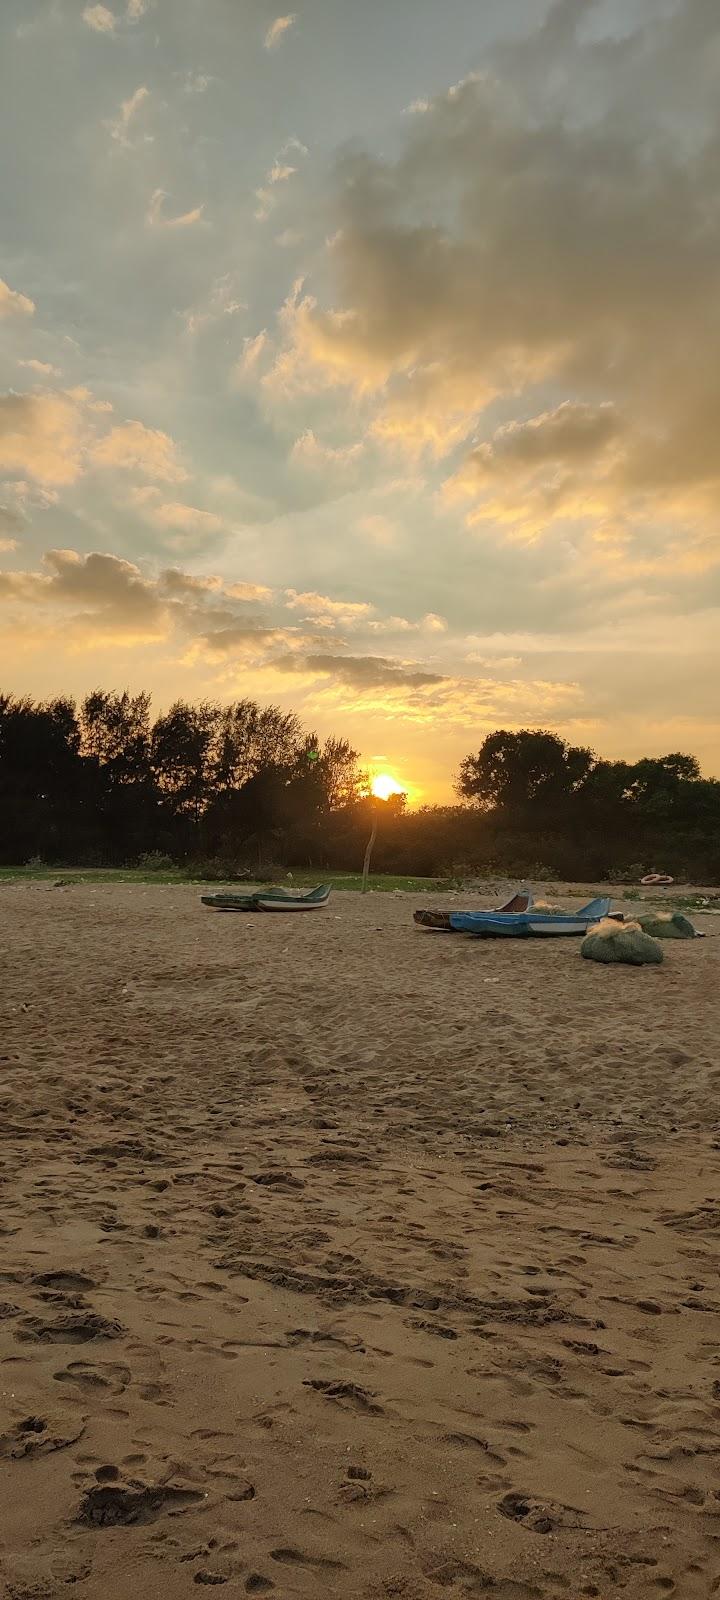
xmin=17 ymin=1311 xmax=124 ymax=1345
xmin=498 ymin=1490 xmax=587 ymax=1534
xmin=269 ymin=1547 xmax=347 ymax=1572
xmin=53 ymin=1360 xmax=131 ymax=1394
xmin=31 ymin=1270 xmax=98 ymax=1292
xmin=0 ymin=1411 xmax=86 ymax=1460
xmin=76 ymin=1480 xmax=204 ymax=1527
xmin=286 ymin=1327 xmax=365 ymax=1352
xmin=303 ymin=1378 xmax=384 ymax=1415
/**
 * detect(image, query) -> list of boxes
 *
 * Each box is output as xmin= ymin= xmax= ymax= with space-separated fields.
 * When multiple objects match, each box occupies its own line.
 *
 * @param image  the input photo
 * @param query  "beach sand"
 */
xmin=1 ymin=882 xmax=719 ymax=1599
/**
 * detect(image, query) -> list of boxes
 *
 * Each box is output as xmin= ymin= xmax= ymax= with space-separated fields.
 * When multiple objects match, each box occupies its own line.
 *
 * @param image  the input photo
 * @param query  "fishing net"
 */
xmin=635 ymin=911 xmax=697 ymax=940
xmin=581 ymin=918 xmax=663 ymax=966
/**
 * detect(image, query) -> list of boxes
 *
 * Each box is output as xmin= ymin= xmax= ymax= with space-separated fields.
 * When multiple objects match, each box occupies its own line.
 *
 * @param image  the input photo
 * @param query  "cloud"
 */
xmin=269 ymin=163 xmax=296 ymax=185
xmin=0 ymin=549 xmax=165 ymax=641
xmin=227 ymin=580 xmax=274 ymax=602
xmin=146 ymin=189 xmax=205 ymax=229
xmin=264 ymin=14 xmax=296 ymax=50
xmin=0 ymin=389 xmax=97 ymax=486
xmin=91 ymin=419 xmax=187 ymax=481
xmin=468 ymin=403 xmax=621 ymax=478
xmin=448 ymin=401 xmax=625 ymax=539
xmin=83 ymin=1 xmax=146 ymax=32
xmin=234 ymin=330 xmax=269 ymax=381
xmin=284 ymin=589 xmax=374 ymax=626
xmin=181 ymin=276 xmax=245 ymax=337
xmin=0 ymin=545 xmax=451 ymax=678
xmin=0 ymin=549 xmax=276 ymax=649
xmin=83 ymin=4 xmax=117 ymax=32
xmin=290 ymin=430 xmax=364 ymax=474
xmin=182 ymin=71 xmax=213 ymax=95
xmin=0 ymin=279 xmax=35 ymax=320
xmin=2 ymin=479 xmax=58 ymax=512
xmin=18 ymin=359 xmax=61 ymax=377
xmin=254 ymin=137 xmax=306 ymax=221
xmin=107 ymin=84 xmax=149 ymax=147
xmin=197 ymin=624 xmax=292 ymax=659
xmin=265 ymin=0 xmax=720 ymax=560
xmin=0 ymin=388 xmax=188 ymax=493
xmin=130 ymin=491 xmax=224 ymax=541
xmin=274 ymin=652 xmax=444 ymax=690
xmin=0 ymin=501 xmax=25 ymax=537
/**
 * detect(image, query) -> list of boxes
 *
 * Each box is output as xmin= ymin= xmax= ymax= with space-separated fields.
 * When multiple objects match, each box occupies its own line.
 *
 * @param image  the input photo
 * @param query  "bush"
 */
xmin=191 ymin=857 xmax=253 ymax=883
xmin=606 ymin=864 xmax=647 ymax=884
xmin=137 ymin=850 xmax=175 ymax=872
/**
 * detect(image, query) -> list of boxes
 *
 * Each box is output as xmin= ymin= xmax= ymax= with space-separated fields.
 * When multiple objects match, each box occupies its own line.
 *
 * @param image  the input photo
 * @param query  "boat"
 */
xmin=448 ymin=895 xmax=612 ymax=938
xmin=202 ymin=884 xmax=331 ymax=913
xmin=414 ymin=890 xmax=532 ymax=931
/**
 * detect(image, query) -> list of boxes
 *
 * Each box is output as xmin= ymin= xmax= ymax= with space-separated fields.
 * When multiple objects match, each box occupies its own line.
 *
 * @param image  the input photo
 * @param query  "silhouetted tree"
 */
xmin=151 ymin=701 xmax=218 ymax=825
xmin=2 ymin=692 xmax=720 ymax=881
xmin=80 ymin=690 xmax=152 ymax=783
xmin=457 ymin=730 xmax=595 ymax=811
xmin=212 ymin=701 xmax=302 ymax=792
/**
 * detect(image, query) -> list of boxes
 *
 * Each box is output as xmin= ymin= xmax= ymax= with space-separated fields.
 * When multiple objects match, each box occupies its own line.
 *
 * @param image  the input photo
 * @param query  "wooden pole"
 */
xmin=361 ymin=814 xmax=378 ymax=893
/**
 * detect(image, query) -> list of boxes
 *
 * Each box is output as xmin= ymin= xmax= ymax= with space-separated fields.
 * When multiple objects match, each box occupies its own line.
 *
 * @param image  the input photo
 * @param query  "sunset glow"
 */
xmin=371 ymin=774 xmax=406 ymax=802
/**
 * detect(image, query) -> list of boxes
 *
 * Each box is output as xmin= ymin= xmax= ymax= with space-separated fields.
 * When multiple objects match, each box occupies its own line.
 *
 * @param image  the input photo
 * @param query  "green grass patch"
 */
xmin=0 ymin=864 xmax=448 ymax=893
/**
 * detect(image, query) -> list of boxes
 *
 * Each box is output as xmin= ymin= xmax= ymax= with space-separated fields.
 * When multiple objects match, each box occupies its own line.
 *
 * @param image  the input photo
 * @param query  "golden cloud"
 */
xmin=0 ymin=279 xmax=35 ymax=320
xmin=284 ymin=589 xmax=374 ymax=627
xmin=106 ymin=84 xmax=148 ymax=146
xmin=264 ymin=4 xmax=720 ymax=564
xmin=18 ymin=359 xmax=61 ymax=377
xmin=91 ymin=419 xmax=187 ymax=482
xmin=146 ymin=189 xmax=205 ymax=229
xmin=264 ymin=14 xmax=296 ymax=50
xmin=0 ymin=389 xmax=98 ymax=486
xmin=291 ymin=429 xmax=364 ymax=474
xmin=82 ymin=4 xmax=116 ymax=32
xmin=129 ymin=489 xmax=223 ymax=535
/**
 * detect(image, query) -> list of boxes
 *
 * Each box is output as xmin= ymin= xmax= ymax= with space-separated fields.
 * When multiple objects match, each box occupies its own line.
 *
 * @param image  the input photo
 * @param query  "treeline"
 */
xmin=1 ymin=693 xmax=719 ymax=883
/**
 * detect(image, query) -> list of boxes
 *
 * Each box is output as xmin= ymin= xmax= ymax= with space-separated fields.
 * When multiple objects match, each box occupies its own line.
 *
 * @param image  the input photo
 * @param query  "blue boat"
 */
xmin=449 ymin=896 xmax=611 ymax=938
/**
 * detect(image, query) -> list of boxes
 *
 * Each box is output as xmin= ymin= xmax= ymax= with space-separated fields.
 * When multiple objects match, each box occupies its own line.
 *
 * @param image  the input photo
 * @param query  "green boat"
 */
xmin=202 ymin=884 xmax=331 ymax=913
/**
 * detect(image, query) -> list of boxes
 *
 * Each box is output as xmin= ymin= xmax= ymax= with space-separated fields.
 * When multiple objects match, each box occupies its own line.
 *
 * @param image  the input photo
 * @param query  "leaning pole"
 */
xmin=361 ymin=809 xmax=378 ymax=894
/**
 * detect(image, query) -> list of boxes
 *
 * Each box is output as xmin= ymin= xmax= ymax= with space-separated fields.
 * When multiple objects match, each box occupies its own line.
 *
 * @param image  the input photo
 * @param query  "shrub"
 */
xmin=137 ymin=851 xmax=174 ymax=872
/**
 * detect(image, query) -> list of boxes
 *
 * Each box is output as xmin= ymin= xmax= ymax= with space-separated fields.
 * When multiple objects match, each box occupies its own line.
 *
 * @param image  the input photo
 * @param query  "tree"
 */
xmin=151 ymin=701 xmax=219 ymax=822
xmin=80 ymin=690 xmax=152 ymax=783
xmin=627 ymin=753 xmax=701 ymax=810
xmin=296 ymin=735 xmax=366 ymax=812
xmin=211 ymin=700 xmax=302 ymax=792
xmin=456 ymin=729 xmax=595 ymax=811
xmin=0 ymin=694 xmax=85 ymax=861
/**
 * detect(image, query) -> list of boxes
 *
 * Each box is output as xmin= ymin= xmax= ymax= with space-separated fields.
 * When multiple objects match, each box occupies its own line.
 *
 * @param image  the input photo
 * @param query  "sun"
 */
xmin=371 ymin=772 xmax=405 ymax=801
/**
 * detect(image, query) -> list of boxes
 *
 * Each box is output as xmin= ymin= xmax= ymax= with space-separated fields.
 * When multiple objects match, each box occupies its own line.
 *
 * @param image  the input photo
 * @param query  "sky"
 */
xmin=1 ymin=0 xmax=719 ymax=803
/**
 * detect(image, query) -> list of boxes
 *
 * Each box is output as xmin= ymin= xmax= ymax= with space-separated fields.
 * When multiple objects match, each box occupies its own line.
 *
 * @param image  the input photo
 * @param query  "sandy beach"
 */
xmin=1 ymin=882 xmax=719 ymax=1600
